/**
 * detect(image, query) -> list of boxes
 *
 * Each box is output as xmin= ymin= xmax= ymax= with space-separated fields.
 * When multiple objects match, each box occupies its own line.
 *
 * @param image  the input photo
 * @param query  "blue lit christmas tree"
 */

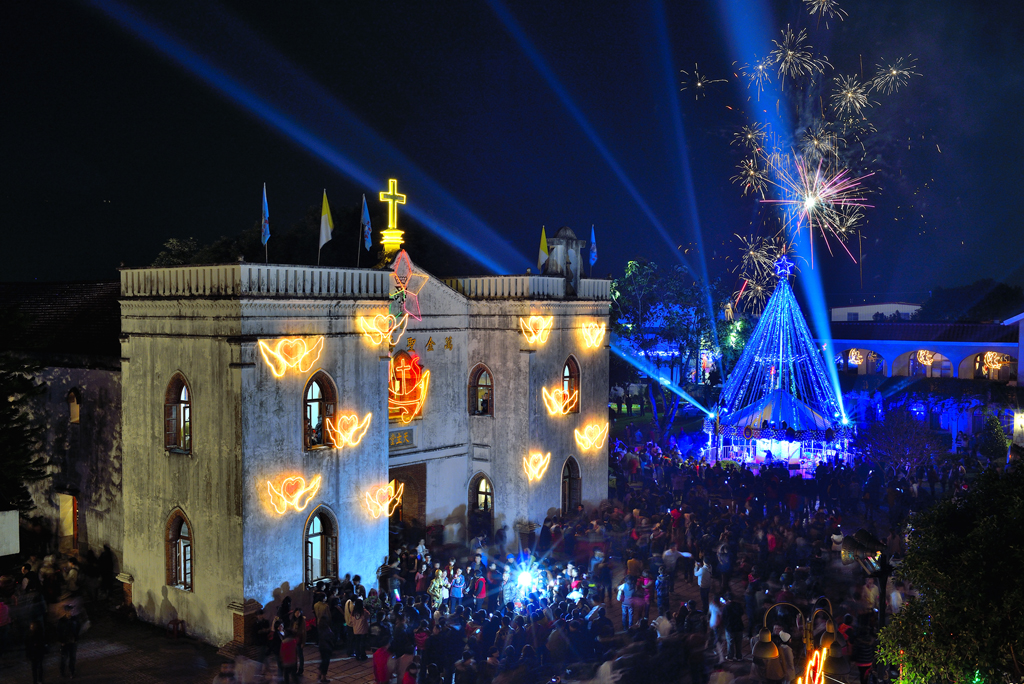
xmin=708 ymin=257 xmax=850 ymax=462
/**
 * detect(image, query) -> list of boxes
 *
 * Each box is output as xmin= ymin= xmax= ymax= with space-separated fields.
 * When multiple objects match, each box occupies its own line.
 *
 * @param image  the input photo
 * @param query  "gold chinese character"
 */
xmin=444 ymin=336 xmax=453 ymax=350
xmin=426 ymin=337 xmax=435 ymax=351
xmin=406 ymin=337 xmax=416 ymax=350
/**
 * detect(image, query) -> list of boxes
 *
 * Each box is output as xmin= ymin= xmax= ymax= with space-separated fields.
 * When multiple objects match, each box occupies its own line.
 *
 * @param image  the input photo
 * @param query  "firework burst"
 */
xmin=731 ymin=158 xmax=769 ymax=198
xmin=740 ymin=56 xmax=773 ymax=100
xmin=804 ymin=0 xmax=847 ymax=23
xmin=734 ymin=274 xmax=771 ymax=315
xmin=732 ymin=122 xmax=768 ymax=151
xmin=734 ymin=234 xmax=776 ymax=277
xmin=761 ymin=157 xmax=872 ymax=263
xmin=871 ymin=56 xmax=920 ymax=94
xmin=680 ymin=64 xmax=728 ymax=100
xmin=831 ymin=75 xmax=871 ymax=118
xmin=771 ymin=26 xmax=829 ymax=87
xmin=799 ymin=123 xmax=840 ymax=163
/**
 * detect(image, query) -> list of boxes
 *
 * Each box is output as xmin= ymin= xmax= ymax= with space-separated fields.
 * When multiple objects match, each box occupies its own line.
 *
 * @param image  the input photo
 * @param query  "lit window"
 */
xmin=164 ymin=374 xmax=191 ymax=453
xmin=67 ymin=389 xmax=81 ymax=425
xmin=305 ymin=508 xmax=337 ymax=584
xmin=304 ymin=372 xmax=336 ymax=449
xmin=166 ymin=510 xmax=193 ymax=591
xmin=562 ymin=357 xmax=581 ymax=414
xmin=476 ymin=476 xmax=493 ymax=512
xmin=468 ymin=365 xmax=493 ymax=416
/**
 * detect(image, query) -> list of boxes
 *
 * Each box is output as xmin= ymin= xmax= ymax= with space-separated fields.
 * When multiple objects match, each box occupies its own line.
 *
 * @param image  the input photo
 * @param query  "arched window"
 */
xmin=561 ymin=457 xmax=582 ymax=515
xmin=67 ymin=388 xmax=81 ymax=425
xmin=468 ymin=473 xmax=494 ymax=540
xmin=165 ymin=509 xmax=193 ymax=591
xmin=468 ymin=364 xmax=493 ymax=416
xmin=164 ymin=374 xmax=191 ymax=453
xmin=305 ymin=507 xmax=338 ymax=585
xmin=562 ymin=356 xmax=581 ymax=414
xmin=304 ymin=372 xmax=337 ymax=449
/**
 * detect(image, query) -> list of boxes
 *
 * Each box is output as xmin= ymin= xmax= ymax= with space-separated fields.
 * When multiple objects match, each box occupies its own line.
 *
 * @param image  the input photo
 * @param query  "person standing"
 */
xmin=316 ymin=621 xmax=336 ymax=684
xmin=58 ymin=603 xmax=81 ymax=678
xmin=290 ymin=608 xmax=307 ymax=676
xmin=695 ymin=559 xmax=713 ymax=614
xmin=350 ymin=599 xmax=369 ymax=661
xmin=279 ymin=629 xmax=300 ymax=683
xmin=723 ymin=595 xmax=745 ymax=662
xmin=450 ymin=568 xmax=465 ymax=611
xmin=26 ymin=621 xmax=47 ymax=684
xmin=616 ymin=576 xmax=635 ymax=630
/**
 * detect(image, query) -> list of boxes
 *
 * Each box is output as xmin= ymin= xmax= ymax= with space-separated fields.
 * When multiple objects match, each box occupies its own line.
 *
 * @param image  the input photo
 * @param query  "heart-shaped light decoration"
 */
xmin=542 ymin=385 xmax=579 ymax=415
xmin=580 ymin=322 xmax=606 ymax=349
xmin=258 ymin=337 xmax=325 ymax=378
xmin=523 ymin=452 xmax=551 ymax=482
xmin=519 ymin=316 xmax=554 ymax=345
xmin=574 ymin=422 xmax=609 ymax=451
xmin=325 ymin=412 xmax=372 ymax=448
xmin=266 ymin=474 xmax=322 ymax=514
xmin=365 ymin=481 xmax=405 ymax=518
xmin=359 ymin=314 xmax=408 ymax=346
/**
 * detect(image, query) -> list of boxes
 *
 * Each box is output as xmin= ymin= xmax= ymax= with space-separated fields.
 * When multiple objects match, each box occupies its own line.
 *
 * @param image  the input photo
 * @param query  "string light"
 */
xmin=325 ymin=412 xmax=372 ymax=448
xmin=519 ymin=316 xmax=554 ymax=345
xmin=542 ymin=386 xmax=579 ymax=415
xmin=848 ymin=349 xmax=863 ymax=366
xmin=580 ymin=322 xmax=606 ymax=348
xmin=392 ymin=250 xmax=429 ymax=321
xmin=797 ymin=648 xmax=826 ymax=684
xmin=916 ymin=350 xmax=935 ymax=365
xmin=359 ymin=314 xmax=409 ymax=346
xmin=379 ymin=179 xmax=406 ymax=254
xmin=523 ymin=452 xmax=551 ymax=482
xmin=365 ymin=481 xmax=404 ymax=518
xmin=574 ymin=423 xmax=609 ymax=451
xmin=389 ymin=353 xmax=430 ymax=423
xmin=258 ymin=337 xmax=325 ymax=378
xmin=266 ymin=475 xmax=322 ymax=514
xmin=983 ymin=351 xmax=1008 ymax=371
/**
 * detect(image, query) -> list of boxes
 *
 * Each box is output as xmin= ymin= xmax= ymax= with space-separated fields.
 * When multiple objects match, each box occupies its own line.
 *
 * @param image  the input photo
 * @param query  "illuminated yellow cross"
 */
xmin=379 ymin=179 xmax=406 ymax=229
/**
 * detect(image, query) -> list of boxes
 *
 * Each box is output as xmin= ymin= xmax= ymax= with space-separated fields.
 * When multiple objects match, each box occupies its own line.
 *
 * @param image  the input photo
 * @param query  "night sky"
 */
xmin=3 ymin=0 xmax=1022 ymax=305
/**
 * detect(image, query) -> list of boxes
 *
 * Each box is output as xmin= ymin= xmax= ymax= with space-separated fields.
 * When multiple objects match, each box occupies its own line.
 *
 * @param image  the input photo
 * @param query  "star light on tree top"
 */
xmin=774 ymin=255 xmax=795 ymax=277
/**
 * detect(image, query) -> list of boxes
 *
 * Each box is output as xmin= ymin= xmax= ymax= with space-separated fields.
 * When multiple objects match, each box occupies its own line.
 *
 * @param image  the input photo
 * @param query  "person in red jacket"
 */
xmin=279 ymin=629 xmax=300 ymax=683
xmin=471 ymin=571 xmax=487 ymax=611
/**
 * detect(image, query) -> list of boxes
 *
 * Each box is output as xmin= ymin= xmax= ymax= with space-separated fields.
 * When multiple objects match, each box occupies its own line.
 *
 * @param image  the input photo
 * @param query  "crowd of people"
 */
xmin=2 ymin=428 xmax=987 ymax=684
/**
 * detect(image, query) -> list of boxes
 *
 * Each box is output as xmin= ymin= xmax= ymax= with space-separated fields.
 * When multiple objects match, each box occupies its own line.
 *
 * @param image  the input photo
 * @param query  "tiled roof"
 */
xmin=829 ymin=321 xmax=1018 ymax=344
xmin=0 ymin=282 xmax=120 ymax=359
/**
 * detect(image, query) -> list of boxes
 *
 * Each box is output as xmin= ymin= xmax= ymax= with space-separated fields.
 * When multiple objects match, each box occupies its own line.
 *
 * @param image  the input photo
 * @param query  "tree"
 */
xmin=978 ymin=410 xmax=1009 ymax=461
xmin=857 ymin=409 xmax=942 ymax=475
xmin=877 ymin=467 xmax=1024 ymax=684
xmin=0 ymin=352 xmax=49 ymax=510
xmin=915 ymin=279 xmax=1024 ymax=323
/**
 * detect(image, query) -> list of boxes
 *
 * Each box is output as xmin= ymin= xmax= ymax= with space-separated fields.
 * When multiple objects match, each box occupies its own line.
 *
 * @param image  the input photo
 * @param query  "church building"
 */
xmin=10 ymin=185 xmax=610 ymax=650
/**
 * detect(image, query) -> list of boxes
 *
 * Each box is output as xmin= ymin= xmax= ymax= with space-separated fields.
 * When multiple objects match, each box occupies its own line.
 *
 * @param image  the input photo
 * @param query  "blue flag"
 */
xmin=361 ymin=194 xmax=372 ymax=251
xmin=261 ymin=183 xmax=270 ymax=246
xmin=589 ymin=224 xmax=597 ymax=267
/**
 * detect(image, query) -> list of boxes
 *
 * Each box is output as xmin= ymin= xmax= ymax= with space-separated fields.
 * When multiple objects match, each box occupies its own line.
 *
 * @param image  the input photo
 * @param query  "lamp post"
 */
xmin=752 ymin=599 xmax=850 ymax=677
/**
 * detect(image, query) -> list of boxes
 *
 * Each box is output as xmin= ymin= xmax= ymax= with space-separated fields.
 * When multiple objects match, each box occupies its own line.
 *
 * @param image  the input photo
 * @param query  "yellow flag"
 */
xmin=537 ymin=225 xmax=549 ymax=272
xmin=319 ymin=190 xmax=334 ymax=249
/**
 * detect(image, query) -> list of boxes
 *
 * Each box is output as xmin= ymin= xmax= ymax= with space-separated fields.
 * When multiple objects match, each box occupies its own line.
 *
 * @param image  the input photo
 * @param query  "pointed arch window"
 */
xmin=468 ymin=364 xmax=493 ymax=416
xmin=562 ymin=357 xmax=581 ymax=414
xmin=164 ymin=374 xmax=192 ymax=453
xmin=165 ymin=509 xmax=193 ymax=591
xmin=305 ymin=507 xmax=338 ymax=584
xmin=304 ymin=372 xmax=336 ymax=449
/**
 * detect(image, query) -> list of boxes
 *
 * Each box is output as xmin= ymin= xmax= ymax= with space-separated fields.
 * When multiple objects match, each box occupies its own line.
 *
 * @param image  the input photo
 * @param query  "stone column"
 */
xmin=219 ymin=599 xmax=263 ymax=658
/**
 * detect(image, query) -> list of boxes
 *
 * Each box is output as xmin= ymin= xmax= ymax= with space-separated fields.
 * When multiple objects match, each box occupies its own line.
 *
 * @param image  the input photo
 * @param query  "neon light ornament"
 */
xmin=258 ymin=337 xmax=325 ymax=378
xmin=365 ymin=481 xmax=404 ymax=519
xmin=391 ymin=250 xmax=429 ymax=322
xmin=520 ymin=316 xmax=554 ymax=345
xmin=325 ymin=412 xmax=372 ymax=448
xmin=267 ymin=474 xmax=322 ymax=514
xmin=523 ymin=452 xmax=551 ymax=482
xmin=580 ymin=322 xmax=606 ymax=348
xmin=359 ymin=314 xmax=409 ymax=346
xmin=379 ymin=178 xmax=407 ymax=254
xmin=389 ymin=353 xmax=431 ymax=424
xmin=542 ymin=385 xmax=578 ymax=415
xmin=574 ymin=423 xmax=609 ymax=451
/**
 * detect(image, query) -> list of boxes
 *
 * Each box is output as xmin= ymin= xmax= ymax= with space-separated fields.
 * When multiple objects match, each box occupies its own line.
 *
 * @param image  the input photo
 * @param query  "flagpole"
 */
xmin=356 ymin=211 xmax=362 ymax=269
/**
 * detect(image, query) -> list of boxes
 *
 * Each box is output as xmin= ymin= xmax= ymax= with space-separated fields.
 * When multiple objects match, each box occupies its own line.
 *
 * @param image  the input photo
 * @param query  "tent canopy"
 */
xmin=722 ymin=388 xmax=831 ymax=431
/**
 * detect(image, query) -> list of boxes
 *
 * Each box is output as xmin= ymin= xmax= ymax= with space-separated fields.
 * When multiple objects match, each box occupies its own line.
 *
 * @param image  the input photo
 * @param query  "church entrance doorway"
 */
xmin=561 ymin=458 xmax=581 ymax=515
xmin=58 ymin=493 xmax=78 ymax=553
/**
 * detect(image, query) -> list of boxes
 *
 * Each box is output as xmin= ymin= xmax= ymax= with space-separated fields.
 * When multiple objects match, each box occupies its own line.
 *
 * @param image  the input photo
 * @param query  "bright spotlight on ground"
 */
xmin=517 ymin=571 xmax=533 ymax=588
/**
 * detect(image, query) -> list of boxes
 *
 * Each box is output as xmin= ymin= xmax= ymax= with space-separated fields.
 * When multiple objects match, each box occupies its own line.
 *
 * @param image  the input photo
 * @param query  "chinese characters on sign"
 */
xmin=388 ymin=428 xmax=415 ymax=450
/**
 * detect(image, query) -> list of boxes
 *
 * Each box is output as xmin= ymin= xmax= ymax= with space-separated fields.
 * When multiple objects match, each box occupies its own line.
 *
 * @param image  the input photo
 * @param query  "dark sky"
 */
xmin=3 ymin=0 xmax=1022 ymax=306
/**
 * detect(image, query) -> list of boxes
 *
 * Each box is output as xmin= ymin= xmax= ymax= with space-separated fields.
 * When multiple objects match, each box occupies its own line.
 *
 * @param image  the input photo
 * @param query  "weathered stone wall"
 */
xmin=120 ymin=299 xmax=245 ymax=646
xmin=238 ymin=299 xmax=389 ymax=609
